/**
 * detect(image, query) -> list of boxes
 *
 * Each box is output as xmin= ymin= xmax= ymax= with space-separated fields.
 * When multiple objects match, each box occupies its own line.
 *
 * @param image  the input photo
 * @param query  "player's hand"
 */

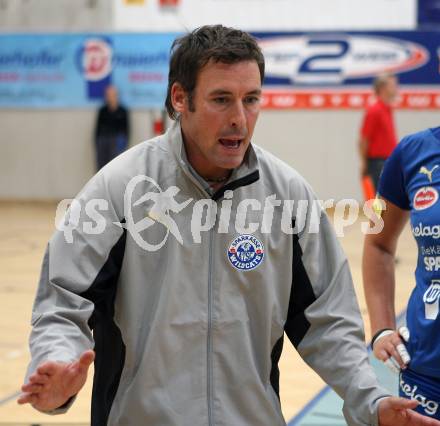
xmin=372 ymin=327 xmax=410 ymax=373
xmin=17 ymin=350 xmax=94 ymax=412
xmin=378 ymin=396 xmax=440 ymax=425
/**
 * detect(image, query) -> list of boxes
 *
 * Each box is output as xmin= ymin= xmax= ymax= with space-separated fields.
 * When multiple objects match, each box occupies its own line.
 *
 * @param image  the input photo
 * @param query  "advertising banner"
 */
xmin=0 ymin=31 xmax=439 ymax=109
xmin=258 ymin=31 xmax=440 ymax=109
xmin=418 ymin=0 xmax=440 ymax=29
xmin=0 ymin=33 xmax=177 ymax=108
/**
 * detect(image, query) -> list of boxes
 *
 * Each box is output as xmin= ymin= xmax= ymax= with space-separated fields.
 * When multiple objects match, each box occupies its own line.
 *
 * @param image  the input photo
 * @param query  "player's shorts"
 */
xmin=399 ymin=368 xmax=440 ymax=420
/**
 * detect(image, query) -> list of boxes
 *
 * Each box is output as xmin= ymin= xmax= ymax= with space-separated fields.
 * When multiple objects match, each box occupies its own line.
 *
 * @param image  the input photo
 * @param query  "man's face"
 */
xmin=105 ymin=86 xmax=118 ymax=108
xmin=172 ymin=60 xmax=262 ymax=179
xmin=383 ymin=76 xmax=399 ymax=103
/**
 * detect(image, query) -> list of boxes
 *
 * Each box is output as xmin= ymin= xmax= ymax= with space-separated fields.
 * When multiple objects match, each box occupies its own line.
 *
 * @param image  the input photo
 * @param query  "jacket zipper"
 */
xmin=207 ymin=226 xmax=214 ymax=426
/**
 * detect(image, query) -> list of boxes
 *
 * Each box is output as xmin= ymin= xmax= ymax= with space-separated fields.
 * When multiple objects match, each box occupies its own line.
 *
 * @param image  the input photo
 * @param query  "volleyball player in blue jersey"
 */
xmin=364 ymin=127 xmax=440 ymax=420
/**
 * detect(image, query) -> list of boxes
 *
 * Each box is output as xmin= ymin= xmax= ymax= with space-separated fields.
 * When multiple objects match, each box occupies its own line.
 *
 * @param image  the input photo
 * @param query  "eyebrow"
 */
xmin=208 ymin=89 xmax=262 ymax=96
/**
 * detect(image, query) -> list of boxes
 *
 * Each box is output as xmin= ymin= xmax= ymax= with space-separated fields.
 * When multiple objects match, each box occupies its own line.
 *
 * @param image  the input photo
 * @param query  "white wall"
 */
xmin=0 ymin=109 xmax=153 ymax=200
xmin=1 ymin=108 xmax=438 ymax=201
xmin=0 ymin=0 xmax=416 ymax=32
xmin=0 ymin=0 xmax=113 ymax=32
xmin=114 ymin=0 xmax=416 ymax=31
xmin=254 ymin=110 xmax=440 ymax=201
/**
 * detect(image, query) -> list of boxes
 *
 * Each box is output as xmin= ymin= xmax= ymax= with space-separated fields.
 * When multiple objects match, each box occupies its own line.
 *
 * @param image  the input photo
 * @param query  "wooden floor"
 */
xmin=0 ymin=201 xmax=417 ymax=425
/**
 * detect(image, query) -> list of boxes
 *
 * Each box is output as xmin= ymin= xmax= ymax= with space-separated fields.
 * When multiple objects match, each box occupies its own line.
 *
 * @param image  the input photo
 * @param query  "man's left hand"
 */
xmin=378 ymin=397 xmax=440 ymax=425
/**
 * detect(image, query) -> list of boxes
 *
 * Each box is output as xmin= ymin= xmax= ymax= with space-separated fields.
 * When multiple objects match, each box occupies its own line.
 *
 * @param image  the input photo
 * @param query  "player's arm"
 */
xmin=363 ymin=198 xmax=410 ymax=370
xmin=363 ymin=138 xmax=411 ymax=372
xmin=359 ymin=107 xmax=376 ymax=178
xmin=358 ymin=136 xmax=369 ymax=177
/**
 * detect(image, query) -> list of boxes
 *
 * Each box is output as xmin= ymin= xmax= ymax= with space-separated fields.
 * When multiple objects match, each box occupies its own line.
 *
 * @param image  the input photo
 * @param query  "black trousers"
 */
xmin=367 ymin=158 xmax=386 ymax=192
xmin=96 ymin=135 xmax=127 ymax=170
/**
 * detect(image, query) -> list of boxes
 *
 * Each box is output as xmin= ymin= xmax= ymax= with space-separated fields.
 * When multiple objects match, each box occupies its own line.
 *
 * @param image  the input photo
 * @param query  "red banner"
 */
xmin=261 ymin=89 xmax=440 ymax=110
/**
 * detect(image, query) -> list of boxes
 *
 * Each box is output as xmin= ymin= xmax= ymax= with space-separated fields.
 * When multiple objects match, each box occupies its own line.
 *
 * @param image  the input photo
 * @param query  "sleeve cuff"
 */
xmin=39 ymin=395 xmax=77 ymax=415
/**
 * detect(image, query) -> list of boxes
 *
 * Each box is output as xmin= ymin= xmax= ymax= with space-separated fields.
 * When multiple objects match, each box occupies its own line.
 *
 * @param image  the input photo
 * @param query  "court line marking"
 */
xmin=287 ymin=385 xmax=333 ymax=426
xmin=4 ymin=349 xmax=24 ymax=360
xmin=0 ymin=390 xmax=20 ymax=406
xmin=287 ymin=310 xmax=406 ymax=425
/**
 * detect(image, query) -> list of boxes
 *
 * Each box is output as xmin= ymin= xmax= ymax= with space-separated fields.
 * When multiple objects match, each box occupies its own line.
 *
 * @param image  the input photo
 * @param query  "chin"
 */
xmin=218 ymin=157 xmax=245 ymax=170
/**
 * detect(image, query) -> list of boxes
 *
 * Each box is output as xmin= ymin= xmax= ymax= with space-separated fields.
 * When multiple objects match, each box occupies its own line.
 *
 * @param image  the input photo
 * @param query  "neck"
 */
xmin=203 ymin=172 xmax=231 ymax=183
xmin=379 ymin=94 xmax=392 ymax=105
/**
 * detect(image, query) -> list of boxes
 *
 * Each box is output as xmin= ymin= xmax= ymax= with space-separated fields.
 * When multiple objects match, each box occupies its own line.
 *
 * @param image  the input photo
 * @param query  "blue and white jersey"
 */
xmin=379 ymin=127 xmax=440 ymax=379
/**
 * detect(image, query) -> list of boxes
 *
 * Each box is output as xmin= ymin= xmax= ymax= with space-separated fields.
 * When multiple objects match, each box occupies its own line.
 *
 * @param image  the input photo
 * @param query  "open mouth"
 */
xmin=219 ymin=138 xmax=243 ymax=149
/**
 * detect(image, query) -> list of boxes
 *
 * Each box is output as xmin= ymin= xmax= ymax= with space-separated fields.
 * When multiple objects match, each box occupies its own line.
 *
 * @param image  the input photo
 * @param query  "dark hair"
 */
xmin=165 ymin=25 xmax=265 ymax=119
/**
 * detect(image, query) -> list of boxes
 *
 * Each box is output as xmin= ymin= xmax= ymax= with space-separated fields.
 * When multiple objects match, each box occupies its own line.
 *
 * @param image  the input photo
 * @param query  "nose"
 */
xmin=229 ymin=100 xmax=246 ymax=129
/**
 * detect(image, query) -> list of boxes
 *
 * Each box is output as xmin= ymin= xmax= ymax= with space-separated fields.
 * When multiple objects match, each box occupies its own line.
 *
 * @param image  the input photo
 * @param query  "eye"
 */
xmin=244 ymin=96 xmax=260 ymax=105
xmin=213 ymin=97 xmax=228 ymax=104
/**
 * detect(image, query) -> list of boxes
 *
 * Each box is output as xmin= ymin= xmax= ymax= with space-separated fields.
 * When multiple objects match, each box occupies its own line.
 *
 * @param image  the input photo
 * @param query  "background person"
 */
xmin=94 ymin=85 xmax=130 ymax=170
xmin=18 ymin=25 xmax=440 ymax=426
xmin=359 ymin=73 xmax=399 ymax=194
xmin=363 ymin=126 xmax=440 ymax=421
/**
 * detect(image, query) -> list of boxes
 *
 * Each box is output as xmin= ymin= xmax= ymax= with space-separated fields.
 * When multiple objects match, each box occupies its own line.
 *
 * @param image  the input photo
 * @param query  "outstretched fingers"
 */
xmin=407 ymin=409 xmax=440 ymax=425
xmin=18 ymin=351 xmax=95 ymax=411
xmin=389 ymin=397 xmax=419 ymax=410
xmin=36 ymin=361 xmax=58 ymax=376
xmin=29 ymin=373 xmax=50 ymax=385
xmin=379 ymin=397 xmax=440 ymax=426
xmin=21 ymin=383 xmax=44 ymax=394
xmin=17 ymin=392 xmax=37 ymax=405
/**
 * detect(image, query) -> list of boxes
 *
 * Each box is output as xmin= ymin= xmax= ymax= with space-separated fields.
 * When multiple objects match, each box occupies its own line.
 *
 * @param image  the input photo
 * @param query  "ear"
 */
xmin=171 ymin=82 xmax=187 ymax=114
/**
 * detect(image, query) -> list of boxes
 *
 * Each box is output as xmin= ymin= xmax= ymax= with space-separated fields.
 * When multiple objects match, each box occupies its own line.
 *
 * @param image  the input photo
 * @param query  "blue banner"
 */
xmin=256 ymin=31 xmax=440 ymax=109
xmin=0 ymin=31 xmax=439 ymax=108
xmin=255 ymin=31 xmax=440 ymax=87
xmin=0 ymin=33 xmax=179 ymax=108
xmin=418 ymin=0 xmax=440 ymax=29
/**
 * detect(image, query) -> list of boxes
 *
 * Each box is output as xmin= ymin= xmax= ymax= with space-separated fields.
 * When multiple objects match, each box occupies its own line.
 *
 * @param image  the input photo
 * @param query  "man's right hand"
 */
xmin=17 ymin=350 xmax=95 ymax=412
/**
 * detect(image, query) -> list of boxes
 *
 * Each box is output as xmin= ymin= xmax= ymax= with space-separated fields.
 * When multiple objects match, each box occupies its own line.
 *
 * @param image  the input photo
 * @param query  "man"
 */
xmin=19 ymin=26 xmax=440 ymax=426
xmin=359 ymin=73 xmax=399 ymax=193
xmin=94 ymin=85 xmax=130 ymax=170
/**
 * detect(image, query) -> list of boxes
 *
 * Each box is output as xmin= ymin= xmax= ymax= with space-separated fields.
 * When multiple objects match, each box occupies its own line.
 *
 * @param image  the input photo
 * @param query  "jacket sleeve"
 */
xmin=285 ymin=179 xmax=390 ymax=426
xmin=25 ymin=169 xmax=126 ymax=413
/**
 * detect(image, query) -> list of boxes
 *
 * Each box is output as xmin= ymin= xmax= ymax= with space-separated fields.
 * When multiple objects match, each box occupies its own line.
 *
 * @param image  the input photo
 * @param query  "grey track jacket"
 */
xmin=27 ymin=121 xmax=389 ymax=425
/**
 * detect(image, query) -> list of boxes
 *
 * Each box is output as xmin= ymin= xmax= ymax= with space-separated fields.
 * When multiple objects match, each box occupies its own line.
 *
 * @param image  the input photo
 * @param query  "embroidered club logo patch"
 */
xmin=413 ymin=187 xmax=439 ymax=210
xmin=227 ymin=234 xmax=264 ymax=271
